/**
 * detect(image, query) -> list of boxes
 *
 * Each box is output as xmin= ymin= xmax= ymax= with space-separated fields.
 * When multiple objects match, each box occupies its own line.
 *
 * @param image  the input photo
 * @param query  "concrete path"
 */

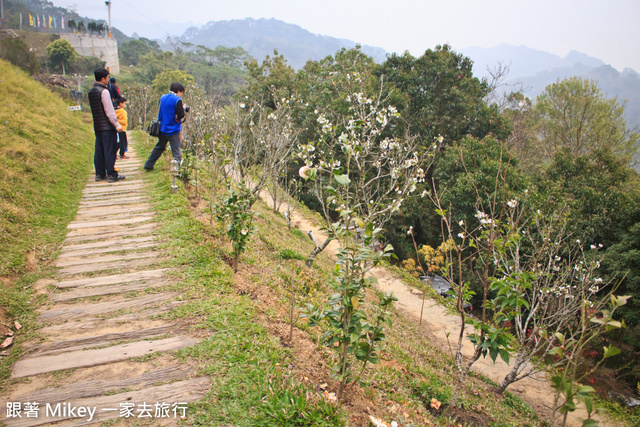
xmin=1 ymin=139 xmax=208 ymax=426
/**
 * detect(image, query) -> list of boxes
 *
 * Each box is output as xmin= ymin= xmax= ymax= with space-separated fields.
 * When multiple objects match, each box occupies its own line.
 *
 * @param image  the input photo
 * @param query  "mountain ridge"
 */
xmin=460 ymin=44 xmax=640 ymax=129
xmin=176 ymin=17 xmax=388 ymax=69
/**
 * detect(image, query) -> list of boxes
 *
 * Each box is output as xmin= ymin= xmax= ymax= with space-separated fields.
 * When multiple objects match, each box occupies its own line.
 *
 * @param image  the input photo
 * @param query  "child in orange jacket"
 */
xmin=115 ymin=96 xmax=128 ymax=159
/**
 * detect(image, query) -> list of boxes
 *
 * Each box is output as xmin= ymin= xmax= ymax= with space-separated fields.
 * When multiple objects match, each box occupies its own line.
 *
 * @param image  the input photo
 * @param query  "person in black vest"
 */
xmin=89 ymin=68 xmax=125 ymax=182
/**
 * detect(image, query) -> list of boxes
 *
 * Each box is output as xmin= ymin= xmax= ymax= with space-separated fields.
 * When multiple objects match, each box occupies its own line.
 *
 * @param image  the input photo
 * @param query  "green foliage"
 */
xmin=46 ymin=39 xmax=77 ymax=74
xmin=151 ymin=69 xmax=195 ymax=95
xmin=276 ymin=249 xmax=306 ymax=261
xmin=549 ymin=295 xmax=629 ymax=425
xmin=254 ymin=385 xmax=344 ymax=426
xmin=119 ymin=38 xmax=160 ymax=66
xmin=215 ymin=183 xmax=257 ymax=272
xmin=240 ymin=50 xmax=296 ymax=108
xmin=378 ymin=44 xmax=510 ymax=145
xmin=543 ymin=147 xmax=640 ymax=247
xmin=434 ymin=135 xmax=527 ymax=229
xmin=303 ymin=222 xmax=397 ymax=399
xmin=0 ymin=38 xmax=40 ymax=75
xmin=534 ymin=77 xmax=639 ymax=163
xmin=602 ymin=222 xmax=640 ymax=329
xmin=132 ymin=51 xmax=175 ymax=83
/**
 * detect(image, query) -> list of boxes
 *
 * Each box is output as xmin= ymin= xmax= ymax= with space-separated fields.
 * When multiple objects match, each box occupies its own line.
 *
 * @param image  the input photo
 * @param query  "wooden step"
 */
xmin=78 ymin=195 xmax=147 ymax=208
xmin=50 ymin=277 xmax=168 ymax=301
xmin=54 ymin=269 xmax=167 ymax=289
xmin=3 ymin=377 xmax=209 ymax=426
xmin=64 ymin=223 xmax=155 ymax=243
xmin=58 ymin=241 xmax=159 ymax=259
xmin=38 ymin=292 xmax=177 ymax=323
xmin=83 ymin=183 xmax=145 ymax=193
xmin=6 ymin=365 xmax=193 ymax=403
xmin=39 ymin=305 xmax=179 ymax=336
xmin=57 ymin=256 xmax=160 ymax=276
xmin=55 ymin=251 xmax=156 ymax=268
xmin=67 ymin=216 xmax=154 ymax=229
xmin=69 ymin=211 xmax=153 ymax=224
xmin=75 ymin=204 xmax=151 ymax=216
xmin=59 ymin=235 xmax=156 ymax=255
xmin=23 ymin=324 xmax=180 ymax=357
xmin=11 ymin=336 xmax=198 ymax=378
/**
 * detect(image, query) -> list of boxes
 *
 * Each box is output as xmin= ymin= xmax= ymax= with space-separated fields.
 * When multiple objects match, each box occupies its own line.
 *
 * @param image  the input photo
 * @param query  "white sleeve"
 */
xmin=101 ymin=89 xmax=121 ymax=129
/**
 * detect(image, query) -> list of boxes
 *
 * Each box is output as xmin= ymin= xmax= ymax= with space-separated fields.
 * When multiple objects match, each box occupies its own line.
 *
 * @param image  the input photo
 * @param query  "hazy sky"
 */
xmin=54 ymin=0 xmax=640 ymax=72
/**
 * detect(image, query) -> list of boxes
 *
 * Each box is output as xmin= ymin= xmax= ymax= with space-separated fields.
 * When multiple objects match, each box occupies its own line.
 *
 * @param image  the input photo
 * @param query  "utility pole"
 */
xmin=105 ymin=0 xmax=111 ymax=37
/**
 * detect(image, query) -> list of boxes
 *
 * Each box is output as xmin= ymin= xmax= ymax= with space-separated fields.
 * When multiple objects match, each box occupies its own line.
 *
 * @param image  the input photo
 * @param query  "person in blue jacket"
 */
xmin=144 ymin=82 xmax=188 ymax=171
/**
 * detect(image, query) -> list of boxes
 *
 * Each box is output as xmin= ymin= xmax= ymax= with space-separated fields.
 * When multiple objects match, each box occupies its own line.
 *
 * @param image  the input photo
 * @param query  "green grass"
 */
xmin=0 ymin=59 xmax=94 ymax=275
xmin=0 ymin=59 xmax=94 ymax=387
xmin=595 ymin=397 xmax=640 ymax=427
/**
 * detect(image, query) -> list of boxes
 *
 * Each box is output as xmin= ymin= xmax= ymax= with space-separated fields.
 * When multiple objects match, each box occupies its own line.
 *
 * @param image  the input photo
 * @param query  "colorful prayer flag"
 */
xmin=29 ymin=14 xmax=34 ymax=26
xmin=49 ymin=16 xmax=53 ymax=28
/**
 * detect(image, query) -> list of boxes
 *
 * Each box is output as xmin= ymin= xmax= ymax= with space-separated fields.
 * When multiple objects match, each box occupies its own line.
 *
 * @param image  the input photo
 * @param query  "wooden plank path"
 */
xmin=1 ymin=141 xmax=209 ymax=426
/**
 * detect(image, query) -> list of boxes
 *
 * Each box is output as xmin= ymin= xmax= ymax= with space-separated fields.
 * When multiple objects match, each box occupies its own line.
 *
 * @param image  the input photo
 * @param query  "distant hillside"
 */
xmin=461 ymin=44 xmax=640 ymax=129
xmin=177 ymin=18 xmax=388 ymax=69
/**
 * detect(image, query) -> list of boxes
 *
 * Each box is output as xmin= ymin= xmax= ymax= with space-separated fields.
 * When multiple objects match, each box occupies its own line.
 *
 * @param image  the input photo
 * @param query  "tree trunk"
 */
xmin=306 ymin=237 xmax=331 ymax=267
xmin=496 ymin=351 xmax=527 ymax=394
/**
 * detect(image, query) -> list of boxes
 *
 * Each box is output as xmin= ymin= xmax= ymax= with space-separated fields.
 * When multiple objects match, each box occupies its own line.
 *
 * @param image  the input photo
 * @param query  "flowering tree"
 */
xmin=230 ymin=96 xmax=300 ymax=203
xmin=426 ymin=144 xmax=629 ymax=422
xmin=297 ymin=76 xmax=433 ymax=266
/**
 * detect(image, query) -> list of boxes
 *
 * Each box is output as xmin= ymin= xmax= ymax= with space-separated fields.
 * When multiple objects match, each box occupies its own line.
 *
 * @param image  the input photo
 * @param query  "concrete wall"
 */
xmin=61 ymin=34 xmax=120 ymax=75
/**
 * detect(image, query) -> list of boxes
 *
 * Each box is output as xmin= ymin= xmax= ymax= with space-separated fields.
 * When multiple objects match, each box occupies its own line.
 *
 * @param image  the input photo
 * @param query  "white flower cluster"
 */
xmin=475 ymin=211 xmax=494 ymax=227
xmin=317 ymin=113 xmax=333 ymax=133
xmin=354 ymin=92 xmax=373 ymax=105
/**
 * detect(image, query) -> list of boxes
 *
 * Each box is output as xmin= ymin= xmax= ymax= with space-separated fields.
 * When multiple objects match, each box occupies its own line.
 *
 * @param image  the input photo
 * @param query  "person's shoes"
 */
xmin=95 ymin=175 xmax=106 ymax=181
xmin=120 ymin=155 xmax=128 ymax=159
xmin=108 ymin=175 xmax=126 ymax=183
xmin=144 ymin=166 xmax=153 ymax=171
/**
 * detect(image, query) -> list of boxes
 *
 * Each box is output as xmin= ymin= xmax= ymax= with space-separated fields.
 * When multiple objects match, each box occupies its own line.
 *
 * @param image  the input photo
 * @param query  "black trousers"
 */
xmin=118 ymin=131 xmax=128 ymax=156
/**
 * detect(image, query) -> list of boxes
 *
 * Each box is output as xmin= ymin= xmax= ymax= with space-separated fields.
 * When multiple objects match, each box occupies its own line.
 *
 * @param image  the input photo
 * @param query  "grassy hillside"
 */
xmin=0 ymin=59 xmax=94 ymax=381
xmin=0 ymin=58 xmax=94 ymax=276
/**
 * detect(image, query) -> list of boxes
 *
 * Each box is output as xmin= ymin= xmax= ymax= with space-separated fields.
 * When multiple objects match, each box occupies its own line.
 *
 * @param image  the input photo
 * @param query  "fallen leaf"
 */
xmin=319 ymin=383 xmax=328 ymax=390
xmin=6 ymin=331 xmax=13 ymax=337
xmin=1 ymin=336 xmax=13 ymax=349
xmin=14 ymin=321 xmax=21 ymax=330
